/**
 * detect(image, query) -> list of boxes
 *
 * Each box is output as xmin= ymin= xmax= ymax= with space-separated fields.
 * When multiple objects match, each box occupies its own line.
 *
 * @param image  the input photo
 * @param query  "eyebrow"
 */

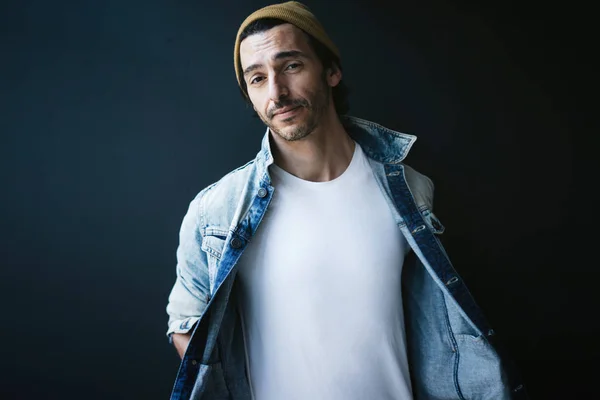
xmin=243 ymin=50 xmax=306 ymax=77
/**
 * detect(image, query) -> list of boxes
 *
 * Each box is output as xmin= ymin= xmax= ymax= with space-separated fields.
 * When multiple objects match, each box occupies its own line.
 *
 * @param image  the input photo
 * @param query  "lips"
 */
xmin=273 ymin=106 xmax=300 ymax=118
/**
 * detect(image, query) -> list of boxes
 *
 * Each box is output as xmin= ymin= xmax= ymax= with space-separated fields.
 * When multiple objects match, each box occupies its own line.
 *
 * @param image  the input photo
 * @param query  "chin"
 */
xmin=275 ymin=123 xmax=315 ymax=142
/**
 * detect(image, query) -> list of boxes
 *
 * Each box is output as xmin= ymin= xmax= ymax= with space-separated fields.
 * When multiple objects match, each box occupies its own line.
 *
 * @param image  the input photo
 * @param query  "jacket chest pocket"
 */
xmin=201 ymin=232 xmax=227 ymax=295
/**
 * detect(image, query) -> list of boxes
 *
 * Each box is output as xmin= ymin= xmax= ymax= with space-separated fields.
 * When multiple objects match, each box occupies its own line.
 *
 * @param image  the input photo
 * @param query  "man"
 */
xmin=166 ymin=2 xmax=527 ymax=399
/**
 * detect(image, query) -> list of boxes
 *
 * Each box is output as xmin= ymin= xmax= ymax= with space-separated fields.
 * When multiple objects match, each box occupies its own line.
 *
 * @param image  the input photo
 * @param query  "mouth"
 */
xmin=273 ymin=106 xmax=301 ymax=119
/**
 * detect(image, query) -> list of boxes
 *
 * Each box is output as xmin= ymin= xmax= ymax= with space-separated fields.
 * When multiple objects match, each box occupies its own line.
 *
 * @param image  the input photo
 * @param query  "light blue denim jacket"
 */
xmin=166 ymin=116 xmax=528 ymax=400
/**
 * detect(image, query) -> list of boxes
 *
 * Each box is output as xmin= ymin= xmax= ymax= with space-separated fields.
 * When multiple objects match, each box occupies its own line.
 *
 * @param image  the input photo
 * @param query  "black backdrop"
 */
xmin=1 ymin=0 xmax=594 ymax=399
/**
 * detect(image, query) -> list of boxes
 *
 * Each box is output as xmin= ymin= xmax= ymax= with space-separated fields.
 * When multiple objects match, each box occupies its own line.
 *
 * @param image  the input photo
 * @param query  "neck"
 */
xmin=270 ymin=110 xmax=355 ymax=182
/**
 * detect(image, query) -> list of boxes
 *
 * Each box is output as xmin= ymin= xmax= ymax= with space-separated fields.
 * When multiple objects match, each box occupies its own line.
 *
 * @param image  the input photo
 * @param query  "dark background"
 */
xmin=1 ymin=0 xmax=595 ymax=399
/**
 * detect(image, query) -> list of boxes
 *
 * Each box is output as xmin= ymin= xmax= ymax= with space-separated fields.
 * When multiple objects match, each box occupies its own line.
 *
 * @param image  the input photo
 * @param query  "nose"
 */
xmin=268 ymin=74 xmax=288 ymax=102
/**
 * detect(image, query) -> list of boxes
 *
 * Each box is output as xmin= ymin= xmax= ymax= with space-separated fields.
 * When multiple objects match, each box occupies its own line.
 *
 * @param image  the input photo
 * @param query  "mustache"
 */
xmin=267 ymin=98 xmax=309 ymax=119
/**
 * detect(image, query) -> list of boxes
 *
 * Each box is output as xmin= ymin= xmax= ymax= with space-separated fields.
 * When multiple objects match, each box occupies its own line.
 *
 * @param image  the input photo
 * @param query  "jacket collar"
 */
xmin=254 ymin=115 xmax=417 ymax=183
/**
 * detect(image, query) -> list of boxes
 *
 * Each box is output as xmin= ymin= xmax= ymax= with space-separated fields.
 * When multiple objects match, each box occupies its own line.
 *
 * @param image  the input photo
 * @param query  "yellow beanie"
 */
xmin=234 ymin=1 xmax=341 ymax=97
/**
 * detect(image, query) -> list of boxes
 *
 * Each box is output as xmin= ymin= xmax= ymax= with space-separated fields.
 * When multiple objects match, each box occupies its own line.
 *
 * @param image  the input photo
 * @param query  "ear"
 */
xmin=326 ymin=62 xmax=342 ymax=88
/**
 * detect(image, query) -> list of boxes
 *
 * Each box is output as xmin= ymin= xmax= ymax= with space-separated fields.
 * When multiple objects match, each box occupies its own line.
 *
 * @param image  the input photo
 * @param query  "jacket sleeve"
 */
xmin=165 ymin=194 xmax=210 ymax=342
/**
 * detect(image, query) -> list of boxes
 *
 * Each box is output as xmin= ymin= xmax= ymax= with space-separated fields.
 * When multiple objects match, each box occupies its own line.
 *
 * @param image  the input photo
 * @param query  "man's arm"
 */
xmin=166 ymin=195 xmax=210 ymax=357
xmin=172 ymin=332 xmax=192 ymax=359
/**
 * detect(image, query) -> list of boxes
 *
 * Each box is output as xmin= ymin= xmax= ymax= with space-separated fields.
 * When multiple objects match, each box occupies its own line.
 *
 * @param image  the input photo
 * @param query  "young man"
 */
xmin=166 ymin=2 xmax=527 ymax=399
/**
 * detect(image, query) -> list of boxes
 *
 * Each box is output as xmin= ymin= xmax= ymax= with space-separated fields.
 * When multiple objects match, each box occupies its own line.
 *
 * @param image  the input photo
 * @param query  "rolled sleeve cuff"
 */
xmin=166 ymin=316 xmax=201 ymax=343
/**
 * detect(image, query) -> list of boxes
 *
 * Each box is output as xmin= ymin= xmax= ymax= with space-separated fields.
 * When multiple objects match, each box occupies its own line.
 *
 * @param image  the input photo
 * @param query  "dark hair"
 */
xmin=238 ymin=18 xmax=350 ymax=115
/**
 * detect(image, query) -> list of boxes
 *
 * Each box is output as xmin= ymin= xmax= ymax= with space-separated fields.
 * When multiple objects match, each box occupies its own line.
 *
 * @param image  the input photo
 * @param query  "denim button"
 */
xmin=231 ymin=237 xmax=242 ymax=249
xmin=258 ymin=188 xmax=267 ymax=198
xmin=191 ymin=360 xmax=197 ymax=366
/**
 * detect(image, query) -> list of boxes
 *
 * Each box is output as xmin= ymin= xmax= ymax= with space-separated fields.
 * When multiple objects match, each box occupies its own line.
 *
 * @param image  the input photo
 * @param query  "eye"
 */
xmin=250 ymin=76 xmax=265 ymax=85
xmin=286 ymin=63 xmax=301 ymax=70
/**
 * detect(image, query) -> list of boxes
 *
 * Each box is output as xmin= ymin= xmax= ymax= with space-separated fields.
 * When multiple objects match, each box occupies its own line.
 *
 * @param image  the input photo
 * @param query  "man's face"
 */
xmin=240 ymin=23 xmax=337 ymax=142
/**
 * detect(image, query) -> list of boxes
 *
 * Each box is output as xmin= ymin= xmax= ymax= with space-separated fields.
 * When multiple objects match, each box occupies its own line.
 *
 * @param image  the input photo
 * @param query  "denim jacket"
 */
xmin=166 ymin=116 xmax=528 ymax=400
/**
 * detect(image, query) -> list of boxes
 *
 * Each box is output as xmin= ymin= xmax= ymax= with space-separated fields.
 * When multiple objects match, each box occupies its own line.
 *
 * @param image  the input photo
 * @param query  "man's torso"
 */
xmin=236 ymin=143 xmax=413 ymax=399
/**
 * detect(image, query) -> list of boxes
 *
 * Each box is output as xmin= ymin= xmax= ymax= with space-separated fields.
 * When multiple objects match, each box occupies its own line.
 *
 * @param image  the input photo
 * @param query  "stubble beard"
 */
xmin=261 ymin=77 xmax=331 ymax=142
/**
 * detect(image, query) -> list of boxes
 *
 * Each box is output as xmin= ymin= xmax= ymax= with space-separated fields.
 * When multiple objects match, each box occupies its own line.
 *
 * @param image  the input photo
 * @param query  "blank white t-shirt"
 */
xmin=236 ymin=142 xmax=413 ymax=400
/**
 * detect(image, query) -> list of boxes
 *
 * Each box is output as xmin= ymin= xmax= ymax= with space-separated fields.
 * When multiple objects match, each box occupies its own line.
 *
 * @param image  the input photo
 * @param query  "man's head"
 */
xmin=234 ymin=2 xmax=349 ymax=142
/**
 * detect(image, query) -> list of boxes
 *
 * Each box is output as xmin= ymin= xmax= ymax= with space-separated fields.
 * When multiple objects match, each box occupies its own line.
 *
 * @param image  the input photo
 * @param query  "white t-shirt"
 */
xmin=236 ymin=142 xmax=413 ymax=400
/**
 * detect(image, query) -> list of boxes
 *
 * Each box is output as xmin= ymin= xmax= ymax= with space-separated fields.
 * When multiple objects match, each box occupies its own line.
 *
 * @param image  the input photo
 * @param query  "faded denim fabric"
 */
xmin=166 ymin=116 xmax=528 ymax=400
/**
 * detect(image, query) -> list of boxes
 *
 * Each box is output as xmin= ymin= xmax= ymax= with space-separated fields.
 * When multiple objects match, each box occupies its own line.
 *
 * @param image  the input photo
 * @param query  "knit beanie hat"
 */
xmin=234 ymin=1 xmax=341 ymax=98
